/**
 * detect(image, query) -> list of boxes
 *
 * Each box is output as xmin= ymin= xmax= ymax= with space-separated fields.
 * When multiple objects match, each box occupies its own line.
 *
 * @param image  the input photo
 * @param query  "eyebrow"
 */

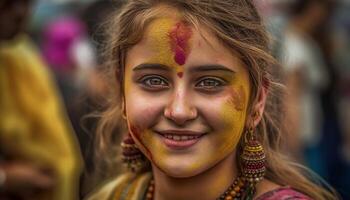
xmin=133 ymin=63 xmax=171 ymax=71
xmin=132 ymin=63 xmax=235 ymax=74
xmin=189 ymin=64 xmax=236 ymax=74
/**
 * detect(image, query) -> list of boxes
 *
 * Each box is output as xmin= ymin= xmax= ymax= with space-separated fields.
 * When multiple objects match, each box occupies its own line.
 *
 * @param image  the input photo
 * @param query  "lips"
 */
xmin=163 ymin=134 xmax=201 ymax=141
xmin=155 ymin=130 xmax=206 ymax=149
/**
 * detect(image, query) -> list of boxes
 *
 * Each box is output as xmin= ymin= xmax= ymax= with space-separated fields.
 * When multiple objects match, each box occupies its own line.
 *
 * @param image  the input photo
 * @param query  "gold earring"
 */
xmin=240 ymin=112 xmax=266 ymax=185
xmin=121 ymin=133 xmax=145 ymax=172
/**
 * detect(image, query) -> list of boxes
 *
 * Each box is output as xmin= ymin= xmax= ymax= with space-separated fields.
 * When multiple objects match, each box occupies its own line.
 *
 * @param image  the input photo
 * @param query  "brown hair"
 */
xmin=92 ymin=0 xmax=339 ymax=199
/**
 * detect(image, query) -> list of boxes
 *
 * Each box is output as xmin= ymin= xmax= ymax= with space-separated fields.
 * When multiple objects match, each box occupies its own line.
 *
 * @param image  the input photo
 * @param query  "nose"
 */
xmin=164 ymin=90 xmax=197 ymax=125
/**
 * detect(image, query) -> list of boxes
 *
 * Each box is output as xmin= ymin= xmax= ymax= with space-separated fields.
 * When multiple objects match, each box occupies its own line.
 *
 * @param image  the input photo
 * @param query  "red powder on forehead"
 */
xmin=169 ymin=21 xmax=192 ymax=65
xmin=177 ymin=72 xmax=183 ymax=78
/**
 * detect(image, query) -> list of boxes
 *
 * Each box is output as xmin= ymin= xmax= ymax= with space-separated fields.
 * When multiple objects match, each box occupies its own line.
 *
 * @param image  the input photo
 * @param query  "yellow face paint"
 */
xmin=125 ymin=17 xmax=194 ymax=163
xmin=229 ymin=86 xmax=246 ymax=111
xmin=124 ymin=13 xmax=252 ymax=179
xmin=146 ymin=18 xmax=192 ymax=77
xmin=218 ymin=76 xmax=250 ymax=156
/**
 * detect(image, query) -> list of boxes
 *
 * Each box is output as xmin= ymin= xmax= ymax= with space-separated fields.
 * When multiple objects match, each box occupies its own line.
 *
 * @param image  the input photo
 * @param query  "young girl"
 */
xmin=87 ymin=0 xmax=338 ymax=199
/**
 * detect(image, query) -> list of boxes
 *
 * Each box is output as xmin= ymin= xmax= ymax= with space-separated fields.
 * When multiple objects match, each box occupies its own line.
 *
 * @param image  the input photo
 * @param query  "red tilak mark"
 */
xmin=177 ymin=72 xmax=183 ymax=78
xmin=169 ymin=22 xmax=192 ymax=65
xmin=130 ymin=125 xmax=153 ymax=161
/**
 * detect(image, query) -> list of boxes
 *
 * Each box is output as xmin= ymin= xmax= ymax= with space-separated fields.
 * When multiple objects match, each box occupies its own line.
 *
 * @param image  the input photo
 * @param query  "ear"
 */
xmin=248 ymin=82 xmax=269 ymax=128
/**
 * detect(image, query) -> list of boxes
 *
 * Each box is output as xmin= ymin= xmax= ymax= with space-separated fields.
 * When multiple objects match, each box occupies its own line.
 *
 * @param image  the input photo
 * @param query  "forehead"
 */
xmin=127 ymin=15 xmax=245 ymax=73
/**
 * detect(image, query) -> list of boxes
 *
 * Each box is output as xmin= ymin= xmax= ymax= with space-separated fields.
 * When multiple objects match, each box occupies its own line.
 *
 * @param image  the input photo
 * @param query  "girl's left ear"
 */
xmin=249 ymin=82 xmax=269 ymax=128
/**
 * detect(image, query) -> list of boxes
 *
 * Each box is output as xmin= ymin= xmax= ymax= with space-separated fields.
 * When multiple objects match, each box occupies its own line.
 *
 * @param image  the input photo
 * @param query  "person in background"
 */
xmin=0 ymin=0 xmax=82 ymax=199
xmin=280 ymin=0 xmax=334 ymax=163
xmin=77 ymin=0 xmax=120 ymax=197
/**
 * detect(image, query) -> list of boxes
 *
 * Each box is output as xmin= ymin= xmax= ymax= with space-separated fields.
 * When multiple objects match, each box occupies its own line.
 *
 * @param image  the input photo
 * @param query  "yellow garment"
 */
xmin=0 ymin=35 xmax=82 ymax=200
xmin=86 ymin=172 xmax=152 ymax=200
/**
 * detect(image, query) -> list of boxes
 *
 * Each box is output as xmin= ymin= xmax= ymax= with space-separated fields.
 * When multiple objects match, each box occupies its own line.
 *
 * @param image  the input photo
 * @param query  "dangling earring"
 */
xmin=240 ymin=113 xmax=266 ymax=186
xmin=121 ymin=133 xmax=144 ymax=172
xmin=121 ymin=102 xmax=143 ymax=172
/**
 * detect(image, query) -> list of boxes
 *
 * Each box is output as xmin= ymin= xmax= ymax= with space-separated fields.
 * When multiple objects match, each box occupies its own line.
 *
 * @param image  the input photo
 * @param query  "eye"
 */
xmin=139 ymin=75 xmax=169 ymax=90
xmin=195 ymin=77 xmax=226 ymax=91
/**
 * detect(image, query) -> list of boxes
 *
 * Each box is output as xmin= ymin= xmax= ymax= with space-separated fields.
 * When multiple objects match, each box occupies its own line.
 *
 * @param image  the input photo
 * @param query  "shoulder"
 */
xmin=85 ymin=172 xmax=152 ymax=200
xmin=255 ymin=186 xmax=312 ymax=200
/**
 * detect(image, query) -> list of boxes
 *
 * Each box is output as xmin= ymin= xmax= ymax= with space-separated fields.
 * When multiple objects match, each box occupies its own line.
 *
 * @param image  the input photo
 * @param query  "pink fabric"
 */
xmin=256 ymin=186 xmax=313 ymax=200
xmin=42 ymin=17 xmax=85 ymax=72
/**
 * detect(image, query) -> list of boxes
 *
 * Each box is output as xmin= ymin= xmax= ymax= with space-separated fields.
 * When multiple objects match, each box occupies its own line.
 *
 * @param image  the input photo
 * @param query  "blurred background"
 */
xmin=1 ymin=0 xmax=350 ymax=199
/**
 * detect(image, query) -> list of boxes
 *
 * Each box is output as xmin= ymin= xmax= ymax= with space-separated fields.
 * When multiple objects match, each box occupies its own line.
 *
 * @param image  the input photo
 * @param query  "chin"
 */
xmin=153 ymin=157 xmax=210 ymax=178
xmin=159 ymin=165 xmax=205 ymax=178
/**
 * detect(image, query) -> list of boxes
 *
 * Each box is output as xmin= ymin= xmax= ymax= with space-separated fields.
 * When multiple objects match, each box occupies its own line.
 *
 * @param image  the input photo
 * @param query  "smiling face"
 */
xmin=124 ymin=15 xmax=251 ymax=177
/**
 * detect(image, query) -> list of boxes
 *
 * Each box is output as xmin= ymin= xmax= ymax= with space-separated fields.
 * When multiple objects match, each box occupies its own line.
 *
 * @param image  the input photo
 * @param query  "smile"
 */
xmin=155 ymin=130 xmax=206 ymax=149
xmin=163 ymin=134 xmax=201 ymax=141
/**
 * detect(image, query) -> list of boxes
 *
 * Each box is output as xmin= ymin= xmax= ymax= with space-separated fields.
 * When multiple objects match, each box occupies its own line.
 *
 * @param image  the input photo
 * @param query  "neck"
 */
xmin=151 ymin=153 xmax=237 ymax=200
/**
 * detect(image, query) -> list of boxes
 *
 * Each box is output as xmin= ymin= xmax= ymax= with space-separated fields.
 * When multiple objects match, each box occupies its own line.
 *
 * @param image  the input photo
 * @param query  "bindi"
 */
xmin=168 ymin=21 xmax=192 ymax=66
xmin=177 ymin=72 xmax=183 ymax=78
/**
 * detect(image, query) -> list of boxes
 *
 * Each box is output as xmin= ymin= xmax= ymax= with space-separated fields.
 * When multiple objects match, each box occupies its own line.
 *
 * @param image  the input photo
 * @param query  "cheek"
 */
xmin=202 ymin=86 xmax=248 ymax=152
xmin=229 ymin=86 xmax=246 ymax=111
xmin=124 ymin=73 xmax=163 ymax=130
xmin=127 ymin=123 xmax=154 ymax=161
xmin=124 ymin=89 xmax=165 ymax=160
xmin=125 ymin=101 xmax=158 ymax=160
xmin=222 ymin=85 xmax=248 ymax=129
xmin=199 ymin=87 xmax=247 ymax=133
xmin=126 ymin=98 xmax=160 ymax=129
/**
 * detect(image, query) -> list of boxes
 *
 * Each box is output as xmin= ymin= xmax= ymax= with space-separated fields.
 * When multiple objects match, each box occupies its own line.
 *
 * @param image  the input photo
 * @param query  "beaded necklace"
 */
xmin=144 ymin=176 xmax=252 ymax=200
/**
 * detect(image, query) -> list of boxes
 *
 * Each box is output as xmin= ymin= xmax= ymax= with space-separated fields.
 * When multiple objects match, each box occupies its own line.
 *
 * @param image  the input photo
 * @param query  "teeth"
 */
xmin=163 ymin=134 xmax=200 ymax=141
xmin=166 ymin=135 xmax=173 ymax=139
xmin=173 ymin=135 xmax=180 ymax=141
xmin=181 ymin=136 xmax=189 ymax=140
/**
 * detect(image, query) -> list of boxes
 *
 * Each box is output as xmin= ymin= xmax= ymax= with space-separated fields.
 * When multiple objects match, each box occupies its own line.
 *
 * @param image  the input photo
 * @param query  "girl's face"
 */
xmin=124 ymin=16 xmax=251 ymax=177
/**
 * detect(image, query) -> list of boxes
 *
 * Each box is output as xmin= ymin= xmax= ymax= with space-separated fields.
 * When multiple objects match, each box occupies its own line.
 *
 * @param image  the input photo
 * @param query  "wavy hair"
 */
xmin=92 ymin=1 xmax=339 ymax=199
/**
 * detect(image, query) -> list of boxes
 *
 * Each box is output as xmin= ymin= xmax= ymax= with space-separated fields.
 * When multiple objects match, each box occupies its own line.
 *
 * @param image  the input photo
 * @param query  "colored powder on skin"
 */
xmin=143 ymin=129 xmax=166 ymax=167
xmin=219 ymin=84 xmax=249 ymax=153
xmin=220 ymin=102 xmax=245 ymax=151
xmin=147 ymin=18 xmax=176 ymax=66
xmin=168 ymin=21 xmax=193 ymax=66
xmin=229 ymin=86 xmax=246 ymax=111
xmin=146 ymin=18 xmax=192 ymax=75
xmin=181 ymin=84 xmax=249 ymax=175
xmin=130 ymin=124 xmax=153 ymax=161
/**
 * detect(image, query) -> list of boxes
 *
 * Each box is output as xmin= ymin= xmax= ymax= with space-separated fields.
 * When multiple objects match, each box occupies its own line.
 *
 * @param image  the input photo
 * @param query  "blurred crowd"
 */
xmin=257 ymin=1 xmax=350 ymax=198
xmin=0 ymin=0 xmax=350 ymax=199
